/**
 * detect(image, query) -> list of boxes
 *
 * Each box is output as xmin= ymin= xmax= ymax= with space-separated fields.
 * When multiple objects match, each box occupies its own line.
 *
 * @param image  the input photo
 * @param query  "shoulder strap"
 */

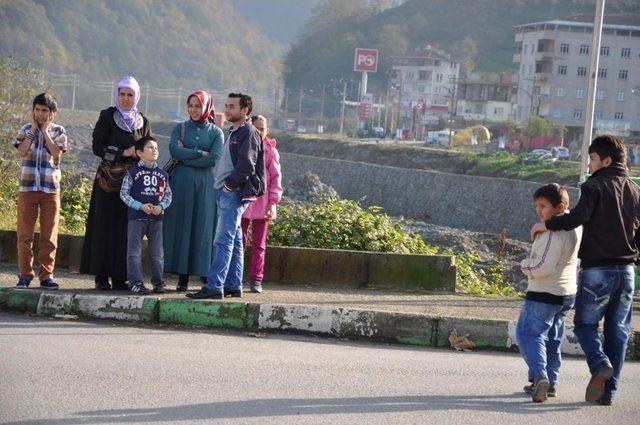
xmin=180 ymin=122 xmax=185 ymax=141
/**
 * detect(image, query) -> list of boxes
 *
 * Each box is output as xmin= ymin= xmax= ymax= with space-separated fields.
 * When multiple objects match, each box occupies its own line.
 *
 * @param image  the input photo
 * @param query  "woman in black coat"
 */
xmin=80 ymin=76 xmax=151 ymax=290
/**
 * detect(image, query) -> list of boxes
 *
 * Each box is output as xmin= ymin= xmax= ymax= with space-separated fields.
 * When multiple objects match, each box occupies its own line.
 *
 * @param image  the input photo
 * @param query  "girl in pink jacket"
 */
xmin=241 ymin=115 xmax=283 ymax=293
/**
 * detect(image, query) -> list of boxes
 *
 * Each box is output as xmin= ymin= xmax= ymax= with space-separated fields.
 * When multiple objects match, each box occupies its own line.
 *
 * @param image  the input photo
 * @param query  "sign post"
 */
xmin=354 ymin=48 xmax=378 ymax=133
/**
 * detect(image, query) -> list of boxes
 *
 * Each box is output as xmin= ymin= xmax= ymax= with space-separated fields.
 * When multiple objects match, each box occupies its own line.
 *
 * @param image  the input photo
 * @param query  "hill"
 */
xmin=284 ymin=0 xmax=640 ymax=93
xmin=0 ymin=0 xmax=283 ymax=110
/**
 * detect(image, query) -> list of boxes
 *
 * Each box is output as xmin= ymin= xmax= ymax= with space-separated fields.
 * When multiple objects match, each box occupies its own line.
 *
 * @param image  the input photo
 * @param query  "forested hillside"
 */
xmin=284 ymin=0 xmax=640 ymax=93
xmin=0 ymin=0 xmax=283 ymax=100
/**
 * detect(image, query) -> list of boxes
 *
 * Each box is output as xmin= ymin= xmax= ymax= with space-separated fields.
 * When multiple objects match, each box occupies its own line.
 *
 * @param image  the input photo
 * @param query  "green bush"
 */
xmin=59 ymin=169 xmax=92 ymax=234
xmin=269 ymin=197 xmax=517 ymax=296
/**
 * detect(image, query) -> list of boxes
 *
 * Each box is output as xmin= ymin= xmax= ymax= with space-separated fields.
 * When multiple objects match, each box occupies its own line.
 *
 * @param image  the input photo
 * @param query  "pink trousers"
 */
xmin=241 ymin=218 xmax=269 ymax=283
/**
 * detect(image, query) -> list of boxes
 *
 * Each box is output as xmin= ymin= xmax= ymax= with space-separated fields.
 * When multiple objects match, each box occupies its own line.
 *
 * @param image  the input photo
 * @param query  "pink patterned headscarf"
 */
xmin=114 ymin=76 xmax=141 ymax=129
xmin=188 ymin=90 xmax=216 ymax=123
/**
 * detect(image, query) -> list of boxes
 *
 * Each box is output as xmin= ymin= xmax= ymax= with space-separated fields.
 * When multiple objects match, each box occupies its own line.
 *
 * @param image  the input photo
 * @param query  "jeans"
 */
xmin=574 ymin=265 xmax=635 ymax=398
xmin=205 ymin=189 xmax=249 ymax=294
xmin=127 ymin=219 xmax=164 ymax=286
xmin=516 ymin=299 xmax=573 ymax=385
xmin=241 ymin=218 xmax=269 ymax=283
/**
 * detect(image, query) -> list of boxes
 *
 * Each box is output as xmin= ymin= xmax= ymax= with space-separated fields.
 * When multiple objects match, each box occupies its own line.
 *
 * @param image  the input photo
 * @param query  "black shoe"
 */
xmin=224 ymin=289 xmax=242 ymax=298
xmin=524 ymin=383 xmax=556 ymax=397
xmin=200 ymin=276 xmax=208 ymax=284
xmin=153 ymin=284 xmax=166 ymax=294
xmin=130 ymin=282 xmax=150 ymax=295
xmin=176 ymin=274 xmax=189 ymax=292
xmin=531 ymin=375 xmax=550 ymax=403
xmin=111 ymin=279 xmax=128 ymax=291
xmin=596 ymin=395 xmax=613 ymax=406
xmin=586 ymin=362 xmax=614 ymax=402
xmin=186 ymin=289 xmax=223 ymax=299
xmin=95 ymin=276 xmax=111 ymax=291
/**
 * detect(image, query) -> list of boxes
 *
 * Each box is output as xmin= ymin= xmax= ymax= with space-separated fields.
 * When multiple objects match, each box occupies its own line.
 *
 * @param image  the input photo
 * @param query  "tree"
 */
xmin=550 ymin=123 xmax=567 ymax=137
xmin=459 ymin=37 xmax=478 ymax=77
xmin=524 ymin=116 xmax=551 ymax=137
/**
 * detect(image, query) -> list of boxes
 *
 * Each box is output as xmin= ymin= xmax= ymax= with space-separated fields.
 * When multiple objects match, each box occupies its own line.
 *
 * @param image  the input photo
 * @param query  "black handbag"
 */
xmin=97 ymin=161 xmax=132 ymax=193
xmin=163 ymin=122 xmax=185 ymax=176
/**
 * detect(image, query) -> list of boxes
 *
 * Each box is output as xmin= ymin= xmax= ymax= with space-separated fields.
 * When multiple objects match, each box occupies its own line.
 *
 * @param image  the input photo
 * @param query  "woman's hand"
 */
xmin=265 ymin=203 xmax=276 ymax=219
xmin=122 ymin=146 xmax=136 ymax=157
xmin=202 ymin=150 xmax=210 ymax=156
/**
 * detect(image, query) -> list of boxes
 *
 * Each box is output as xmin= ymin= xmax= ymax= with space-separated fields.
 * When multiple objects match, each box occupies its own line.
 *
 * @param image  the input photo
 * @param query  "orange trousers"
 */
xmin=17 ymin=191 xmax=60 ymax=281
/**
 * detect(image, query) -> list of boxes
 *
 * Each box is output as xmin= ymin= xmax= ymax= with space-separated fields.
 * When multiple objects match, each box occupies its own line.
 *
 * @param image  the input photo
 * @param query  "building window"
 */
xmin=450 ymin=61 xmax=456 ymax=69
xmin=436 ymin=73 xmax=444 ymax=82
xmin=579 ymin=44 xmax=589 ymax=55
xmin=405 ymin=71 xmax=415 ymax=79
xmin=529 ymin=65 xmax=533 ymax=75
xmin=577 ymin=66 xmax=587 ymax=77
xmin=524 ymin=45 xmax=528 ymax=54
xmin=619 ymin=69 xmax=628 ymax=80
xmin=596 ymin=90 xmax=606 ymax=100
xmin=418 ymin=84 xmax=425 ymax=93
xmin=597 ymin=68 xmax=607 ymax=78
xmin=600 ymin=46 xmax=610 ymax=56
xmin=617 ymin=91 xmax=625 ymax=101
xmin=595 ymin=110 xmax=604 ymax=119
xmin=556 ymin=87 xmax=565 ymax=97
xmin=574 ymin=109 xmax=583 ymax=119
xmin=621 ymin=47 xmax=631 ymax=58
xmin=576 ymin=88 xmax=585 ymax=98
xmin=614 ymin=112 xmax=624 ymax=120
xmin=533 ymin=86 xmax=541 ymax=95
xmin=494 ymin=107 xmax=504 ymax=115
xmin=560 ymin=43 xmax=570 ymax=54
xmin=553 ymin=109 xmax=564 ymax=118
xmin=558 ymin=65 xmax=567 ymax=75
xmin=418 ymin=71 xmax=428 ymax=80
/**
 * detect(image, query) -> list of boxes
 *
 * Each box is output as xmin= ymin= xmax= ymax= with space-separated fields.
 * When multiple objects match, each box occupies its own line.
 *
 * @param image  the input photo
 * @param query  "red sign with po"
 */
xmin=354 ymin=48 xmax=378 ymax=73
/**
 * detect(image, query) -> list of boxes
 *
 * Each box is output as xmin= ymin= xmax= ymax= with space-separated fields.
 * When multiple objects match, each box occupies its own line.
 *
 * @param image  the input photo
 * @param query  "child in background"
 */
xmin=517 ymin=183 xmax=582 ymax=403
xmin=120 ymin=136 xmax=172 ymax=294
xmin=241 ymin=115 xmax=282 ymax=293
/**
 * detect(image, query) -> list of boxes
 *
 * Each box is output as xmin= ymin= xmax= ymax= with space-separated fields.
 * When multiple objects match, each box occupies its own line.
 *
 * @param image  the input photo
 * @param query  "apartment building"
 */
xmin=514 ymin=15 xmax=640 ymax=141
xmin=391 ymin=46 xmax=460 ymax=129
xmin=455 ymin=73 xmax=517 ymax=123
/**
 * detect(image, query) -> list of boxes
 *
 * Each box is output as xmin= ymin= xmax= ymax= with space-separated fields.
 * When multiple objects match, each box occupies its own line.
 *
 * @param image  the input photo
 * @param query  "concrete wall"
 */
xmin=280 ymin=152 xmax=579 ymax=240
xmin=0 ymin=230 xmax=456 ymax=292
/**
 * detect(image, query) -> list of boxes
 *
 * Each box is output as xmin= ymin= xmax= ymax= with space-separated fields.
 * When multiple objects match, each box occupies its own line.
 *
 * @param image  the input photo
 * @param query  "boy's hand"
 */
xmin=140 ymin=203 xmax=153 ymax=214
xmin=530 ymin=222 xmax=547 ymax=241
xmin=30 ymin=112 xmax=38 ymax=132
xmin=123 ymin=146 xmax=136 ymax=157
xmin=42 ymin=113 xmax=54 ymax=132
xmin=152 ymin=205 xmax=162 ymax=215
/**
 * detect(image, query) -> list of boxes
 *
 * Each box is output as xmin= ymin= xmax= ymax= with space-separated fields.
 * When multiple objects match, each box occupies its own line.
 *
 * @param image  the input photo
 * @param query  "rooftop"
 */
xmin=515 ymin=14 xmax=640 ymax=31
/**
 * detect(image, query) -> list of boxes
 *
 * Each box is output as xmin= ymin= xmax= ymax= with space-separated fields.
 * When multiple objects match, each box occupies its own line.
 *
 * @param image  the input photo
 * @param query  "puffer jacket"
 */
xmin=243 ymin=136 xmax=282 ymax=220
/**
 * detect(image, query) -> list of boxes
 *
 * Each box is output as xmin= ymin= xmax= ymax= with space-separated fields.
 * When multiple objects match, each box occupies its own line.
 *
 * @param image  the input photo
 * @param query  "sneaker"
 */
xmin=130 ymin=282 xmax=150 ymax=295
xmin=16 ymin=276 xmax=32 ymax=289
xmin=531 ymin=375 xmax=550 ymax=403
xmin=586 ymin=362 xmax=614 ymax=402
xmin=152 ymin=284 xmax=166 ymax=294
xmin=186 ymin=289 xmax=222 ymax=299
xmin=39 ymin=278 xmax=59 ymax=290
xmin=524 ymin=383 xmax=556 ymax=397
xmin=250 ymin=281 xmax=263 ymax=293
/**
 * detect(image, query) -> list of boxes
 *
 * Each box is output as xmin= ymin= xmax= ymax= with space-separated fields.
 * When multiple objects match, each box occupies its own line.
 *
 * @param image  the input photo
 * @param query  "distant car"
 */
xmin=531 ymin=149 xmax=551 ymax=157
xmin=296 ymin=126 xmax=306 ymax=133
xmin=552 ymin=146 xmax=570 ymax=160
xmin=540 ymin=153 xmax=558 ymax=162
xmin=372 ymin=127 xmax=385 ymax=138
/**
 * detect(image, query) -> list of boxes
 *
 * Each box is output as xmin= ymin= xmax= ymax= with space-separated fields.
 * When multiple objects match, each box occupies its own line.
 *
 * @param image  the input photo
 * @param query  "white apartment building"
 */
xmin=455 ymin=73 xmax=517 ymax=123
xmin=391 ymin=46 xmax=460 ymax=129
xmin=514 ymin=15 xmax=640 ymax=141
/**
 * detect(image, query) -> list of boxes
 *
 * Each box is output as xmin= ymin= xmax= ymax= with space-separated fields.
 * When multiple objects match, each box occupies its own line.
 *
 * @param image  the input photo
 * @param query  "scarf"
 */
xmin=114 ymin=76 xmax=141 ymax=130
xmin=188 ymin=90 xmax=215 ymax=123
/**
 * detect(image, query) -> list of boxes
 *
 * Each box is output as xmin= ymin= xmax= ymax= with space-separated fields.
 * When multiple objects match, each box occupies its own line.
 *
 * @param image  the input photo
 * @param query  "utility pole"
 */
xmin=110 ymin=80 xmax=115 ymax=105
xmin=145 ymin=84 xmax=150 ymax=116
xmin=284 ymin=88 xmax=289 ymax=122
xmin=297 ymin=85 xmax=303 ymax=125
xmin=177 ymin=86 xmax=182 ymax=118
xmin=580 ymin=0 xmax=606 ymax=183
xmin=71 ymin=74 xmax=76 ymax=110
xmin=339 ymin=80 xmax=347 ymax=137
xmin=274 ymin=86 xmax=279 ymax=125
xmin=319 ymin=84 xmax=325 ymax=122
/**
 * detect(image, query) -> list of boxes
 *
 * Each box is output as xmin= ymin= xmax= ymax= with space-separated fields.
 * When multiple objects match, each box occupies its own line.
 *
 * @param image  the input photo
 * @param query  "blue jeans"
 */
xmin=574 ymin=265 xmax=635 ymax=398
xmin=205 ymin=189 xmax=249 ymax=294
xmin=127 ymin=219 xmax=164 ymax=286
xmin=516 ymin=299 xmax=573 ymax=385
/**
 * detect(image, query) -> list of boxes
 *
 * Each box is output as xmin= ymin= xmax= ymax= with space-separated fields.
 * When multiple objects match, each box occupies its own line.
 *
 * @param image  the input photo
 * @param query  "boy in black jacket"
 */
xmin=531 ymin=135 xmax=640 ymax=406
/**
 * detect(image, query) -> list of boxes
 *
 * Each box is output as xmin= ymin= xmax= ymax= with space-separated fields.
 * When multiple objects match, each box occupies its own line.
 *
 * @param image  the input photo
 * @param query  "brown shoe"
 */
xmin=586 ymin=362 xmax=614 ymax=402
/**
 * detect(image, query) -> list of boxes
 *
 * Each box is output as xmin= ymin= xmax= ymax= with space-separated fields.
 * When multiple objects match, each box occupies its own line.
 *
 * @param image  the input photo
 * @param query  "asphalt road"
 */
xmin=1 ymin=312 xmax=639 ymax=425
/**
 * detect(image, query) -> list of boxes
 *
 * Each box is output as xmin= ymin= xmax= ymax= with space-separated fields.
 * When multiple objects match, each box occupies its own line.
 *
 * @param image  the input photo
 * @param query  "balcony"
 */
xmin=513 ymin=53 xmax=522 ymax=63
xmin=535 ymin=51 xmax=555 ymax=61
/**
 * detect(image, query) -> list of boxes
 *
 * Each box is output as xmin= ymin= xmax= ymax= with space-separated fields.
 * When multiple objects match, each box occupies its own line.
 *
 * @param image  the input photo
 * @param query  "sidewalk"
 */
xmin=1 ymin=263 xmax=638 ymax=359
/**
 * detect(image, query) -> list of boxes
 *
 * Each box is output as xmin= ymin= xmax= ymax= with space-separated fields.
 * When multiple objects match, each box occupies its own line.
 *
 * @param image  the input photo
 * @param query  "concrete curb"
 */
xmin=1 ymin=288 xmax=637 ymax=360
